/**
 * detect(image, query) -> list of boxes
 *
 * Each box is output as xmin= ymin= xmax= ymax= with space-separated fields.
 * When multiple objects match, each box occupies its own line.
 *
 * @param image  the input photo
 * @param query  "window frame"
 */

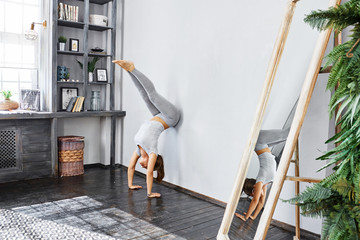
xmin=0 ymin=0 xmax=52 ymax=112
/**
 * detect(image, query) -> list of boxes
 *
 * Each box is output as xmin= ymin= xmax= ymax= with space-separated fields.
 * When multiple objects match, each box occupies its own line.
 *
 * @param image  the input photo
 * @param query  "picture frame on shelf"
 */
xmin=20 ymin=89 xmax=40 ymax=111
xmin=95 ymin=68 xmax=107 ymax=82
xmin=61 ymin=87 xmax=78 ymax=110
xmin=69 ymin=38 xmax=79 ymax=52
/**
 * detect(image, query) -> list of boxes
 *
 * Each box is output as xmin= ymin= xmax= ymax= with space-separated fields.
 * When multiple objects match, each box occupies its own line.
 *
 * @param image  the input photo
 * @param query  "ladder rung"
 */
xmin=285 ymin=176 xmax=321 ymax=183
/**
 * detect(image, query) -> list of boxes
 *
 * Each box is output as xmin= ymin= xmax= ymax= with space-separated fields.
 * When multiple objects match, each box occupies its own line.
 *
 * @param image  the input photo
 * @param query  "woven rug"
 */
xmin=0 ymin=208 xmax=114 ymax=240
xmin=1 ymin=196 xmax=185 ymax=240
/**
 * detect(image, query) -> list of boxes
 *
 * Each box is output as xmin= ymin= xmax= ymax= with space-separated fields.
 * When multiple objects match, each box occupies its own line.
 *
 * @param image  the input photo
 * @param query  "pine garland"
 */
xmin=285 ymin=1 xmax=360 ymax=239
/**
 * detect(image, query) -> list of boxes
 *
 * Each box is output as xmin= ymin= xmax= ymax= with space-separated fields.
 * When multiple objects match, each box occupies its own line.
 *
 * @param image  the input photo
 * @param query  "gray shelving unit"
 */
xmin=52 ymin=0 xmax=122 ymax=170
xmin=53 ymin=0 xmax=117 ymax=112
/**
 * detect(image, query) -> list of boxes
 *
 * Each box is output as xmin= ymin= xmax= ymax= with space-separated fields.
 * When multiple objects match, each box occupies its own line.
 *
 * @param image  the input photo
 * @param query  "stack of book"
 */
xmin=66 ymin=96 xmax=85 ymax=112
xmin=58 ymin=3 xmax=79 ymax=22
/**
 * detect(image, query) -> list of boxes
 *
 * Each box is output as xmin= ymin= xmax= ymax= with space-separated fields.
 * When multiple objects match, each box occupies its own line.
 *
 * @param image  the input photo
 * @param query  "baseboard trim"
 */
xmin=117 ymin=164 xmax=227 ymax=208
xmin=270 ymin=219 xmax=320 ymax=240
xmin=84 ymin=163 xmax=123 ymax=169
xmin=84 ymin=163 xmax=109 ymax=169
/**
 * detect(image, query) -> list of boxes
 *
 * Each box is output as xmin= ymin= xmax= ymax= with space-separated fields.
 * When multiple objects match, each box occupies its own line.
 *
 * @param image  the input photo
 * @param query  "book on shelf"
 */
xmin=71 ymin=96 xmax=80 ymax=112
xmin=76 ymin=96 xmax=85 ymax=112
xmin=69 ymin=96 xmax=84 ymax=112
xmin=65 ymin=96 xmax=77 ymax=112
xmin=58 ymin=3 xmax=64 ymax=20
xmin=72 ymin=97 xmax=80 ymax=112
xmin=58 ymin=2 xmax=79 ymax=22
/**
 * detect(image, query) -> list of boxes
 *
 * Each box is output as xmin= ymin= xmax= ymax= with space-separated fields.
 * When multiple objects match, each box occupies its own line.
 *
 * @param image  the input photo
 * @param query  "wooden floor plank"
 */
xmin=175 ymin=217 xmax=223 ymax=239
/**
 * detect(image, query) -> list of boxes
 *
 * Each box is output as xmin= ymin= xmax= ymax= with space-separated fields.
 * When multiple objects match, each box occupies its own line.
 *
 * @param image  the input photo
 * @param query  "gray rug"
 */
xmin=0 ymin=208 xmax=114 ymax=240
xmin=1 ymin=196 xmax=185 ymax=240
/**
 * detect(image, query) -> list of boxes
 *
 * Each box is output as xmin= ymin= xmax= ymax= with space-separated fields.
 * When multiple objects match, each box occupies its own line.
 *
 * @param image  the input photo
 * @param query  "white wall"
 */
xmin=57 ymin=117 xmax=112 ymax=166
xmin=120 ymin=0 xmax=331 ymax=234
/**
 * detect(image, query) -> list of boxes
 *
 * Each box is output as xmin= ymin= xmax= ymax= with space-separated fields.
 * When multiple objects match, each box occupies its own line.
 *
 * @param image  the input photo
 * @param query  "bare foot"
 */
xmin=129 ymin=185 xmax=143 ymax=190
xmin=112 ymin=60 xmax=135 ymax=72
xmin=147 ymin=193 xmax=161 ymax=198
xmin=235 ymin=213 xmax=247 ymax=222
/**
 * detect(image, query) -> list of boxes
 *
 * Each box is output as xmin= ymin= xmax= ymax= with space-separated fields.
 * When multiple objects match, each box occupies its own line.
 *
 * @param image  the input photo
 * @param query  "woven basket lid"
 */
xmin=58 ymin=136 xmax=84 ymax=142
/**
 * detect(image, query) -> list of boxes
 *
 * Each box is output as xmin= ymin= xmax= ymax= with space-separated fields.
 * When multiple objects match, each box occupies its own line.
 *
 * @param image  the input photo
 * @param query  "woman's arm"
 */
xmin=250 ymin=185 xmax=266 ymax=220
xmin=237 ymin=182 xmax=263 ymax=221
xmin=146 ymin=153 xmax=161 ymax=198
xmin=128 ymin=151 xmax=142 ymax=189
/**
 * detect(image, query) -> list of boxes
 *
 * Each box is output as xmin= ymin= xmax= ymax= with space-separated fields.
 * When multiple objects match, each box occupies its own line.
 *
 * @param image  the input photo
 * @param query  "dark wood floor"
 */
xmin=0 ymin=167 xmax=319 ymax=239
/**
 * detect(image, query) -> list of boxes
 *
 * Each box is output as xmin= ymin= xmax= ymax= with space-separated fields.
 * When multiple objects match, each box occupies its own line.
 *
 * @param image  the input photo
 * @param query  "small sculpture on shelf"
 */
xmin=58 ymin=36 xmax=67 ymax=51
xmin=90 ymin=47 xmax=106 ymax=55
xmin=0 ymin=90 xmax=19 ymax=111
xmin=76 ymin=57 xmax=100 ymax=83
xmin=57 ymin=66 xmax=69 ymax=82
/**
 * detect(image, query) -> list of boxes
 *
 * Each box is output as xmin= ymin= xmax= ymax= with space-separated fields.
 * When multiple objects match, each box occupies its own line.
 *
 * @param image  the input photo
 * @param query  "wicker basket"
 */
xmin=58 ymin=136 xmax=85 ymax=177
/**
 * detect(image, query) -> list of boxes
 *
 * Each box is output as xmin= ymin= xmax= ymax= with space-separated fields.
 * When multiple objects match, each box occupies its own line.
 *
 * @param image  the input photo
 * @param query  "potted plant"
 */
xmin=76 ymin=57 xmax=100 ymax=82
xmin=0 ymin=90 xmax=19 ymax=111
xmin=286 ymin=1 xmax=360 ymax=239
xmin=58 ymin=36 xmax=67 ymax=51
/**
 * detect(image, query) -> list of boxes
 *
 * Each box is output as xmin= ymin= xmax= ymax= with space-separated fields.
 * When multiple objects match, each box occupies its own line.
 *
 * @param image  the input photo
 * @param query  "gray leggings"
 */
xmin=255 ymin=128 xmax=290 ymax=151
xmin=128 ymin=68 xmax=181 ymax=127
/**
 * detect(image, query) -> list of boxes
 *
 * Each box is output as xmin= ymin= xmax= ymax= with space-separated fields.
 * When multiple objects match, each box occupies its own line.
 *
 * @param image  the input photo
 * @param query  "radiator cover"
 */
xmin=0 ymin=130 xmax=20 ymax=170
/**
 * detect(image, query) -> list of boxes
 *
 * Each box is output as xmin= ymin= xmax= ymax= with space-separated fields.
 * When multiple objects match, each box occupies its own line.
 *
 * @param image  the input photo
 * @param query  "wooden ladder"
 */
xmin=283 ymin=23 xmax=342 ymax=240
xmin=217 ymin=0 xmax=342 ymax=239
xmin=285 ymin=141 xmax=321 ymax=240
xmin=254 ymin=0 xmax=342 ymax=238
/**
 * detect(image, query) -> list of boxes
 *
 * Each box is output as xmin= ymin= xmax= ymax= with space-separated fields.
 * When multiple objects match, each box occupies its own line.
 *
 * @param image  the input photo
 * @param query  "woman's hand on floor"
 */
xmin=129 ymin=185 xmax=143 ymax=190
xmin=147 ymin=193 xmax=161 ymax=198
xmin=235 ymin=212 xmax=247 ymax=222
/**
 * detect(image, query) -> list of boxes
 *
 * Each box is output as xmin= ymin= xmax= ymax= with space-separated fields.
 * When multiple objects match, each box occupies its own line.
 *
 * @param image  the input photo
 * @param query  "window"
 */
xmin=0 ymin=0 xmax=40 ymax=102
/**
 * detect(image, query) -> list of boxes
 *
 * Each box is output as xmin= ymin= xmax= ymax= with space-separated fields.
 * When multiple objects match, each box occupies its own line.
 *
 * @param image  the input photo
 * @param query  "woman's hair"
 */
xmin=154 ymin=155 xmax=165 ymax=183
xmin=243 ymin=178 xmax=256 ymax=196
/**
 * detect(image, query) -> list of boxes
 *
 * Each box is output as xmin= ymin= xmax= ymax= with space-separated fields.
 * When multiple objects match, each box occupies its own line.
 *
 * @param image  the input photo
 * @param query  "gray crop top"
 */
xmin=256 ymin=152 xmax=276 ymax=184
xmin=134 ymin=120 xmax=165 ymax=156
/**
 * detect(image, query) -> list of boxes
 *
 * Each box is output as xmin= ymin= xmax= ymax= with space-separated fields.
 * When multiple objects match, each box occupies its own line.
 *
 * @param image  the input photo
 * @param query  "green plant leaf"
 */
xmin=350 ymin=94 xmax=360 ymax=123
xmin=1 ymin=90 xmax=12 ymax=99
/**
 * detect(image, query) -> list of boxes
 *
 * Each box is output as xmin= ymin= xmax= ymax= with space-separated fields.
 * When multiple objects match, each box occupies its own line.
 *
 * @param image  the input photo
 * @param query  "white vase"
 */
xmin=89 ymin=72 xmax=94 ymax=83
xmin=59 ymin=42 xmax=65 ymax=51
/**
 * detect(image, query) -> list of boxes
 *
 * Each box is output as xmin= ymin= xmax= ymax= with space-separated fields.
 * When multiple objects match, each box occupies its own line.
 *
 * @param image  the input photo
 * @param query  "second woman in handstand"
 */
xmin=236 ymin=128 xmax=289 ymax=221
xmin=113 ymin=60 xmax=181 ymax=198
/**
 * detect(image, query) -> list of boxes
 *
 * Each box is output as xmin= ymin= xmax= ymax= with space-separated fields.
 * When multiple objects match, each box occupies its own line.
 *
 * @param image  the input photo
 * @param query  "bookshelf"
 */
xmin=52 ymin=0 xmax=122 ymax=170
xmin=53 ymin=0 xmax=117 ymax=113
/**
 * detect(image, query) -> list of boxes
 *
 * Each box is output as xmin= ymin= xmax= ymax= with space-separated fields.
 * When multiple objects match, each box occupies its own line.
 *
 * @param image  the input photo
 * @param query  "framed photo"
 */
xmin=20 ymin=89 xmax=40 ymax=111
xmin=69 ymin=38 xmax=79 ymax=52
xmin=61 ymin=87 xmax=78 ymax=110
xmin=96 ymin=68 xmax=107 ymax=82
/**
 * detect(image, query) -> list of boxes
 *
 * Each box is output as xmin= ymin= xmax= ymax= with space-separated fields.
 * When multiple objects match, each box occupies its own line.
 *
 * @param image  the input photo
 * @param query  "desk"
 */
xmin=0 ymin=110 xmax=126 ymax=183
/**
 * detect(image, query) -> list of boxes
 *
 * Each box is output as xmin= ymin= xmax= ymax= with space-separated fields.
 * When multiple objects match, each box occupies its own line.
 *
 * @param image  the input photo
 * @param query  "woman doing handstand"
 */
xmin=236 ymin=128 xmax=289 ymax=221
xmin=113 ymin=60 xmax=181 ymax=198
